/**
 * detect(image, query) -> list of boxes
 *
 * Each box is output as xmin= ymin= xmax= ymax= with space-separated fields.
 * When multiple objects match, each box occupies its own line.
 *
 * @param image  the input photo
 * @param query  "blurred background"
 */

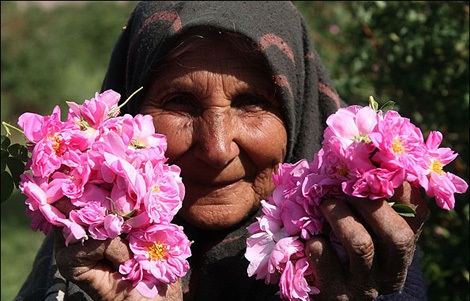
xmin=1 ymin=1 xmax=468 ymax=300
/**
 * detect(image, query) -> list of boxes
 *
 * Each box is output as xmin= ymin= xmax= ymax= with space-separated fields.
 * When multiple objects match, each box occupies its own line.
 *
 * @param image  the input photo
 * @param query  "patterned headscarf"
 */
xmin=101 ymin=1 xmax=341 ymax=164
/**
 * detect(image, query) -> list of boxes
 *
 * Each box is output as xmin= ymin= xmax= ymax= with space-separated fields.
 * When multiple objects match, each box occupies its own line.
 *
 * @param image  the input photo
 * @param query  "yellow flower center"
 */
xmin=430 ymin=159 xmax=444 ymax=175
xmin=392 ymin=138 xmax=404 ymax=154
xmin=152 ymin=185 xmax=161 ymax=193
xmin=52 ymin=135 xmax=62 ymax=156
xmin=148 ymin=242 xmax=168 ymax=261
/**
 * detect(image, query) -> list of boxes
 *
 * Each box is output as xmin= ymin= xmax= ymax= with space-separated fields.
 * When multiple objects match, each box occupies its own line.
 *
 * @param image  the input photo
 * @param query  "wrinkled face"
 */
xmin=140 ymin=39 xmax=287 ymax=230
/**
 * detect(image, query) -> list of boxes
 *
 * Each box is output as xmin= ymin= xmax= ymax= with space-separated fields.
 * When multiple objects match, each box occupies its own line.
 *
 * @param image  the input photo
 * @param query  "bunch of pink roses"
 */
xmin=245 ymin=98 xmax=468 ymax=301
xmin=16 ymin=89 xmax=191 ymax=298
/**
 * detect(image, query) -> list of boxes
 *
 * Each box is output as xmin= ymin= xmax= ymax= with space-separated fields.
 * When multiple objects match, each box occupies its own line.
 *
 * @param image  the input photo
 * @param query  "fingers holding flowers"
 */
xmin=52 ymin=226 xmax=131 ymax=283
xmin=54 ymin=228 xmax=182 ymax=301
xmin=342 ymin=196 xmax=416 ymax=295
xmin=306 ymin=198 xmax=379 ymax=301
xmin=306 ymin=189 xmax=423 ymax=300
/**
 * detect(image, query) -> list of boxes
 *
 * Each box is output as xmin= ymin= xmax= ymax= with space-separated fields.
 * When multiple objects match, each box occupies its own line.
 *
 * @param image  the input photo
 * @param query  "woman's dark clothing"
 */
xmin=15 ymin=1 xmax=428 ymax=300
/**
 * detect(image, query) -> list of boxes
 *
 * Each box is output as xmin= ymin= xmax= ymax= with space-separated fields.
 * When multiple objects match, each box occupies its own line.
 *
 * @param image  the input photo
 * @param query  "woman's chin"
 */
xmin=177 ymin=180 xmax=259 ymax=230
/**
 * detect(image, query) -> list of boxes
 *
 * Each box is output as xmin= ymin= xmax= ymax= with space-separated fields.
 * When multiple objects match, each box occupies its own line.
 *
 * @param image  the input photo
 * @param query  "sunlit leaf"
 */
xmin=369 ymin=96 xmax=379 ymax=112
xmin=390 ymin=203 xmax=416 ymax=217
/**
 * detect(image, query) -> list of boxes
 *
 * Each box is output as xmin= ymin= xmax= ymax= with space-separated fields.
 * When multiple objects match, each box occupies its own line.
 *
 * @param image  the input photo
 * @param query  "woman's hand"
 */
xmin=53 ymin=229 xmax=183 ymax=301
xmin=305 ymin=181 xmax=429 ymax=301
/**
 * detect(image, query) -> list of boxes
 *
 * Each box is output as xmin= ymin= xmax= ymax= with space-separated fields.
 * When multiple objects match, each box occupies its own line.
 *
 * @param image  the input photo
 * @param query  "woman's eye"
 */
xmin=232 ymin=93 xmax=271 ymax=111
xmin=162 ymin=93 xmax=199 ymax=114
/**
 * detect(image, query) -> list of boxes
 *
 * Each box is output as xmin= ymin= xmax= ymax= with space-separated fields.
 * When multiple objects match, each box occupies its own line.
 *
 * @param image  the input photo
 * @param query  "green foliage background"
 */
xmin=1 ymin=1 xmax=468 ymax=301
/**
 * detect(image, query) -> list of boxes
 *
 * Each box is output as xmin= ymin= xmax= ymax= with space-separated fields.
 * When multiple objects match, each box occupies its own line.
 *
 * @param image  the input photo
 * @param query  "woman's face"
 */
xmin=140 ymin=39 xmax=287 ymax=230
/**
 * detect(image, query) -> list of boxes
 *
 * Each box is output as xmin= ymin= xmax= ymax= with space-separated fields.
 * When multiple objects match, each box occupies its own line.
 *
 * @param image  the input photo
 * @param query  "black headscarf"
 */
xmin=100 ymin=2 xmax=342 ymax=300
xmin=101 ymin=1 xmax=341 ymax=165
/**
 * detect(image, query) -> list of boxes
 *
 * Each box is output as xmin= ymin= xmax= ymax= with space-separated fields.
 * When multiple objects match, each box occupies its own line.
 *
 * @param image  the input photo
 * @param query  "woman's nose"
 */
xmin=194 ymin=109 xmax=239 ymax=169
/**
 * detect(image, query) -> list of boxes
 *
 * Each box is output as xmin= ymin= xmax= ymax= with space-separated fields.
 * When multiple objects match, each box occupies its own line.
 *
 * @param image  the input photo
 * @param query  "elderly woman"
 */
xmin=15 ymin=2 xmax=428 ymax=301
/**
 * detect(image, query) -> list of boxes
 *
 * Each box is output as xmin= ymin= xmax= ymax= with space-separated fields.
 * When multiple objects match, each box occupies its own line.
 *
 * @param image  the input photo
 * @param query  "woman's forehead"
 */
xmin=152 ymin=32 xmax=274 ymax=85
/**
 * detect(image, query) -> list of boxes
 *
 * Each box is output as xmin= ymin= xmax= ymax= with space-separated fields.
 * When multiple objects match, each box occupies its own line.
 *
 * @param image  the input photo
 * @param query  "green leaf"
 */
xmin=1 ymin=149 xmax=8 ymax=172
xmin=1 ymin=135 xmax=11 ymax=151
xmin=1 ymin=171 xmax=14 ymax=203
xmin=369 ymin=96 xmax=379 ymax=112
xmin=380 ymin=100 xmax=396 ymax=113
xmin=8 ymin=143 xmax=29 ymax=162
xmin=391 ymin=203 xmax=416 ymax=217
xmin=6 ymin=157 xmax=26 ymax=189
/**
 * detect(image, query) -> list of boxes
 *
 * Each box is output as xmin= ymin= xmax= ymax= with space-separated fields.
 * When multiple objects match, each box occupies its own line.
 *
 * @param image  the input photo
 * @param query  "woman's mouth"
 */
xmin=184 ymin=178 xmax=242 ymax=192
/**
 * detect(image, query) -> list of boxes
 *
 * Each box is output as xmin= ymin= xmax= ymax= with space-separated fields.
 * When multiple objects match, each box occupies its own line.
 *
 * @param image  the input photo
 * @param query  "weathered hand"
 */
xmin=305 ymin=181 xmax=429 ymax=300
xmin=53 ymin=228 xmax=183 ymax=301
